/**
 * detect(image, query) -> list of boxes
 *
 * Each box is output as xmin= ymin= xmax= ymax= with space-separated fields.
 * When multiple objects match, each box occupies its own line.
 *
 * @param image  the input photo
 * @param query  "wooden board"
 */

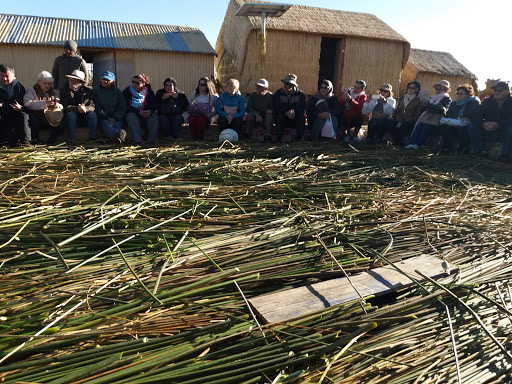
xmin=249 ymin=255 xmax=457 ymax=324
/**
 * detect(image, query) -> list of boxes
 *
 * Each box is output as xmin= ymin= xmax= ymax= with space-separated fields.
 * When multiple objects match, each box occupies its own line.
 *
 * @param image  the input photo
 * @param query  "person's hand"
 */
xmin=255 ymin=113 xmax=263 ymax=123
xmin=77 ymin=104 xmax=87 ymax=114
xmin=227 ymin=114 xmax=234 ymax=124
xmin=108 ymin=117 xmax=115 ymax=124
xmin=266 ymin=109 xmax=273 ymax=116
xmin=140 ymin=110 xmax=151 ymax=118
xmin=483 ymin=121 xmax=499 ymax=131
xmin=46 ymin=100 xmax=57 ymax=108
xmin=341 ymin=93 xmax=351 ymax=102
xmin=10 ymin=101 xmax=22 ymax=111
xmin=285 ymin=109 xmax=295 ymax=119
xmin=169 ymin=90 xmax=178 ymax=99
xmin=319 ymin=112 xmax=329 ymax=120
xmin=162 ymin=92 xmax=171 ymax=100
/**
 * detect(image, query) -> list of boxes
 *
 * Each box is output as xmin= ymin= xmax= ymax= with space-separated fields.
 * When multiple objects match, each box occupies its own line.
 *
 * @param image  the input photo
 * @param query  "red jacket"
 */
xmin=339 ymin=92 xmax=367 ymax=123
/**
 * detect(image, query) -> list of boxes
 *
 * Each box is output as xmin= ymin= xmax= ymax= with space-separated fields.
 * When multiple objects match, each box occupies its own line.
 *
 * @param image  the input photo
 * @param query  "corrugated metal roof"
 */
xmin=0 ymin=14 xmax=216 ymax=55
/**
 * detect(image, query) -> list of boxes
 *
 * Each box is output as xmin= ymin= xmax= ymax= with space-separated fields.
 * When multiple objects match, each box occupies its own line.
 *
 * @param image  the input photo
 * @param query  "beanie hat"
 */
xmin=64 ymin=39 xmax=78 ymax=52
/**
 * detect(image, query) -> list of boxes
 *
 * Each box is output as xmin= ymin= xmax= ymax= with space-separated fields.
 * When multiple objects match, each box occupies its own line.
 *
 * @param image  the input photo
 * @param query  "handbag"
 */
xmin=321 ymin=115 xmax=336 ymax=138
xmin=416 ymin=110 xmax=443 ymax=126
xmin=188 ymin=102 xmax=210 ymax=117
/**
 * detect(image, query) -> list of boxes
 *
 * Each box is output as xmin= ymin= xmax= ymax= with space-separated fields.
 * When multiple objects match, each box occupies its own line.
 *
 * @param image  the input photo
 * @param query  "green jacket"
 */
xmin=93 ymin=85 xmax=126 ymax=121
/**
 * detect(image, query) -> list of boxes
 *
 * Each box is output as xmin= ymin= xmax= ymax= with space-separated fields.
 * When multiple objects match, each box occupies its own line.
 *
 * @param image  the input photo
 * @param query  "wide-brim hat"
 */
xmin=66 ymin=69 xmax=86 ymax=82
xmin=44 ymin=107 xmax=64 ymax=127
xmin=433 ymin=80 xmax=450 ymax=90
xmin=256 ymin=78 xmax=269 ymax=88
xmin=281 ymin=73 xmax=298 ymax=86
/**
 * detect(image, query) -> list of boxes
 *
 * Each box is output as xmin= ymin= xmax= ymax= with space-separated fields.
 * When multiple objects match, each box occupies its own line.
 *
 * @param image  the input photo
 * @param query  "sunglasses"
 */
xmin=284 ymin=82 xmax=293 ymax=86
xmin=408 ymin=86 xmax=417 ymax=90
xmin=455 ymin=92 xmax=466 ymax=95
xmin=132 ymin=80 xmax=143 ymax=84
xmin=380 ymin=89 xmax=390 ymax=92
xmin=199 ymin=83 xmax=207 ymax=86
xmin=319 ymin=86 xmax=329 ymax=90
xmin=494 ymin=89 xmax=506 ymax=92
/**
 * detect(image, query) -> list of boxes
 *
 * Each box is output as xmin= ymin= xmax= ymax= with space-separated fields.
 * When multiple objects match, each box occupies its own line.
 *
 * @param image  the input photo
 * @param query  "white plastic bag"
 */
xmin=321 ymin=115 xmax=335 ymax=138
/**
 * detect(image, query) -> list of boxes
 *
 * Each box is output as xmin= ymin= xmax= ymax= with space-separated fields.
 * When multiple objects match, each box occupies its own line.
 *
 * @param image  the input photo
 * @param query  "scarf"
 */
xmin=403 ymin=94 xmax=416 ymax=108
xmin=314 ymin=80 xmax=334 ymax=100
xmin=130 ymin=84 xmax=148 ymax=110
xmin=429 ymin=92 xmax=449 ymax=105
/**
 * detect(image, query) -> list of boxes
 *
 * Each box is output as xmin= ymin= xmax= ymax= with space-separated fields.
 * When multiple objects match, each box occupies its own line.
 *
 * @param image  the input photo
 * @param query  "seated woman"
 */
xmin=216 ymin=79 xmax=246 ymax=136
xmin=188 ymin=77 xmax=218 ymax=140
xmin=440 ymin=84 xmax=480 ymax=153
xmin=362 ymin=84 xmax=396 ymax=142
xmin=338 ymin=80 xmax=367 ymax=141
xmin=123 ymin=74 xmax=158 ymax=144
xmin=306 ymin=80 xmax=340 ymax=142
xmin=156 ymin=77 xmax=189 ymax=139
xmin=23 ymin=71 xmax=64 ymax=144
xmin=406 ymin=80 xmax=452 ymax=149
xmin=391 ymin=82 xmax=422 ymax=145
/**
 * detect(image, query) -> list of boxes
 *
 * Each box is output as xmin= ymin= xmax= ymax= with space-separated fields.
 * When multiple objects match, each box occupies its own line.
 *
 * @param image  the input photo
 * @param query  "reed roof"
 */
xmin=408 ymin=48 xmax=477 ymax=79
xmin=234 ymin=0 xmax=408 ymax=42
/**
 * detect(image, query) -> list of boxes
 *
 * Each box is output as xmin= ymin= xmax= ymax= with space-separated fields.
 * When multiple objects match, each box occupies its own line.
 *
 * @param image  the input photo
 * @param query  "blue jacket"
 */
xmin=216 ymin=91 xmax=246 ymax=118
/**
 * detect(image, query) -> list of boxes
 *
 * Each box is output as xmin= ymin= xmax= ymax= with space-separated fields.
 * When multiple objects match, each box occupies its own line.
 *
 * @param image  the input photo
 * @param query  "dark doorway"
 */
xmin=318 ymin=37 xmax=340 ymax=87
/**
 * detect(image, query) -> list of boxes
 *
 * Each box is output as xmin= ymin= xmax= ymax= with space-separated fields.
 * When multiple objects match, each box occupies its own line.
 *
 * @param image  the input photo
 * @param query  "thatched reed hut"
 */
xmin=401 ymin=48 xmax=478 ymax=98
xmin=215 ymin=0 xmax=410 ymax=97
xmin=0 ymin=14 xmax=216 ymax=94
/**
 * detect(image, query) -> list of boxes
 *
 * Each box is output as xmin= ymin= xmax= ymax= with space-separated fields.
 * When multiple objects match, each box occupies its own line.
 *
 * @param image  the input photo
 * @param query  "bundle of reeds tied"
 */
xmin=0 ymin=141 xmax=511 ymax=383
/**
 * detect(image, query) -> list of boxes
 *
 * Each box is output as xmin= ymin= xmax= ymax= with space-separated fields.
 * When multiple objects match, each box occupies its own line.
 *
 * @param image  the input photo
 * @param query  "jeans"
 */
xmin=64 ymin=111 xmax=97 ymax=140
xmin=126 ymin=112 xmax=159 ymax=143
xmin=409 ymin=122 xmax=438 ymax=146
xmin=310 ymin=115 xmax=338 ymax=142
xmin=441 ymin=123 xmax=470 ymax=152
xmin=468 ymin=123 xmax=512 ymax=155
xmin=275 ymin=113 xmax=305 ymax=139
xmin=98 ymin=119 xmax=123 ymax=140
xmin=158 ymin=114 xmax=184 ymax=139
xmin=367 ymin=118 xmax=392 ymax=141
xmin=1 ymin=111 xmax=30 ymax=146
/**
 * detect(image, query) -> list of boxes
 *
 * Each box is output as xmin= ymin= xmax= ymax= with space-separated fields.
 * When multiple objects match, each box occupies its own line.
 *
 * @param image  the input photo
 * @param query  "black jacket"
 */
xmin=155 ymin=88 xmax=189 ymax=116
xmin=473 ymin=94 xmax=512 ymax=129
xmin=306 ymin=95 xmax=340 ymax=122
xmin=273 ymin=87 xmax=306 ymax=117
xmin=0 ymin=80 xmax=26 ymax=117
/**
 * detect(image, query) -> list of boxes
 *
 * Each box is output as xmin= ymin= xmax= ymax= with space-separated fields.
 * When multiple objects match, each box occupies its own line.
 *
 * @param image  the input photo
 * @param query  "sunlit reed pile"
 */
xmin=0 ymin=141 xmax=511 ymax=383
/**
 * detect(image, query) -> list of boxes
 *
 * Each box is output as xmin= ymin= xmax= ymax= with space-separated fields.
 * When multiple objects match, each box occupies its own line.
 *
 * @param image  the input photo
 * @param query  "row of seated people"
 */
xmin=1 ymin=63 xmax=511 ymax=160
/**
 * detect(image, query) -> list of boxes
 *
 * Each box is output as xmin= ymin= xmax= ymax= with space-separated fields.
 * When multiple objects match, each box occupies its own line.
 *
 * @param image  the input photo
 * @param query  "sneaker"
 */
xmin=405 ymin=144 xmax=414 ymax=149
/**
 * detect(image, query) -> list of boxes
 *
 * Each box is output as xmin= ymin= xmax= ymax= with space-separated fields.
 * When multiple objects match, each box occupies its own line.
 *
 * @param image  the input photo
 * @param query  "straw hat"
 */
xmin=433 ymin=80 xmax=450 ymax=90
xmin=65 ymin=69 xmax=86 ymax=82
xmin=44 ymin=107 xmax=64 ymax=127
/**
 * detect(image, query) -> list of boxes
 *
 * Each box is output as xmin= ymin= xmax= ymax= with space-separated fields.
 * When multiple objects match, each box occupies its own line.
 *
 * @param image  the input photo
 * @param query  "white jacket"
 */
xmin=362 ymin=97 xmax=396 ymax=117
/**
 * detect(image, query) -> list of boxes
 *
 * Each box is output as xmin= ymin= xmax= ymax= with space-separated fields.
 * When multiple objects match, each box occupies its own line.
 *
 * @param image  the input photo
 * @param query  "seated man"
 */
xmin=0 ymin=64 xmax=31 ymax=146
xmin=469 ymin=81 xmax=512 ymax=160
xmin=49 ymin=69 xmax=96 ymax=144
xmin=273 ymin=74 xmax=306 ymax=142
xmin=94 ymin=71 xmax=127 ymax=143
xmin=246 ymin=78 xmax=273 ymax=141
xmin=23 ymin=70 xmax=64 ymax=144
xmin=123 ymin=74 xmax=158 ymax=144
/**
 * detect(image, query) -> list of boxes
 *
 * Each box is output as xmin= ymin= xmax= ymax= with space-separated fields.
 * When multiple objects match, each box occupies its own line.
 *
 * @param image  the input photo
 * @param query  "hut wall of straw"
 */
xmin=0 ymin=44 xmax=62 ymax=86
xmin=400 ymin=48 xmax=478 ymax=98
xmin=341 ymin=37 xmax=405 ymax=97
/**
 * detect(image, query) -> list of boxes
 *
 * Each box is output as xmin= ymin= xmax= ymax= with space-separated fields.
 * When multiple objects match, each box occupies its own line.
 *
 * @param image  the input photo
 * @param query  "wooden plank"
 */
xmin=249 ymin=255 xmax=457 ymax=324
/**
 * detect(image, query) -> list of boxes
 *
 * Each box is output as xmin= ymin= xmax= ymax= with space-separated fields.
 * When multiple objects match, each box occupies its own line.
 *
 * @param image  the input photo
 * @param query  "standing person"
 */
xmin=93 ymin=71 xmax=127 ymax=143
xmin=273 ymin=73 xmax=306 ymax=142
xmin=0 ymin=64 xmax=31 ymax=146
xmin=306 ymin=79 xmax=340 ymax=142
xmin=391 ymin=81 xmax=423 ymax=145
xmin=49 ymin=69 xmax=96 ymax=144
xmin=216 ymin=79 xmax=246 ymax=136
xmin=440 ymin=84 xmax=480 ymax=153
xmin=123 ymin=74 xmax=158 ymax=144
xmin=156 ymin=77 xmax=189 ymax=139
xmin=187 ymin=77 xmax=218 ymax=140
xmin=23 ymin=71 xmax=64 ymax=144
xmin=469 ymin=81 xmax=512 ymax=160
xmin=406 ymin=80 xmax=451 ymax=149
xmin=339 ymin=80 xmax=367 ymax=141
xmin=363 ymin=84 xmax=396 ymax=143
xmin=246 ymin=78 xmax=273 ymax=141
xmin=51 ymin=40 xmax=89 ymax=91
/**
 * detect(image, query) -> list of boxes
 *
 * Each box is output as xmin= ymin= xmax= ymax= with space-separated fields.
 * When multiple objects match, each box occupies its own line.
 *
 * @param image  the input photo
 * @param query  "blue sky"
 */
xmin=4 ymin=0 xmax=510 ymax=90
